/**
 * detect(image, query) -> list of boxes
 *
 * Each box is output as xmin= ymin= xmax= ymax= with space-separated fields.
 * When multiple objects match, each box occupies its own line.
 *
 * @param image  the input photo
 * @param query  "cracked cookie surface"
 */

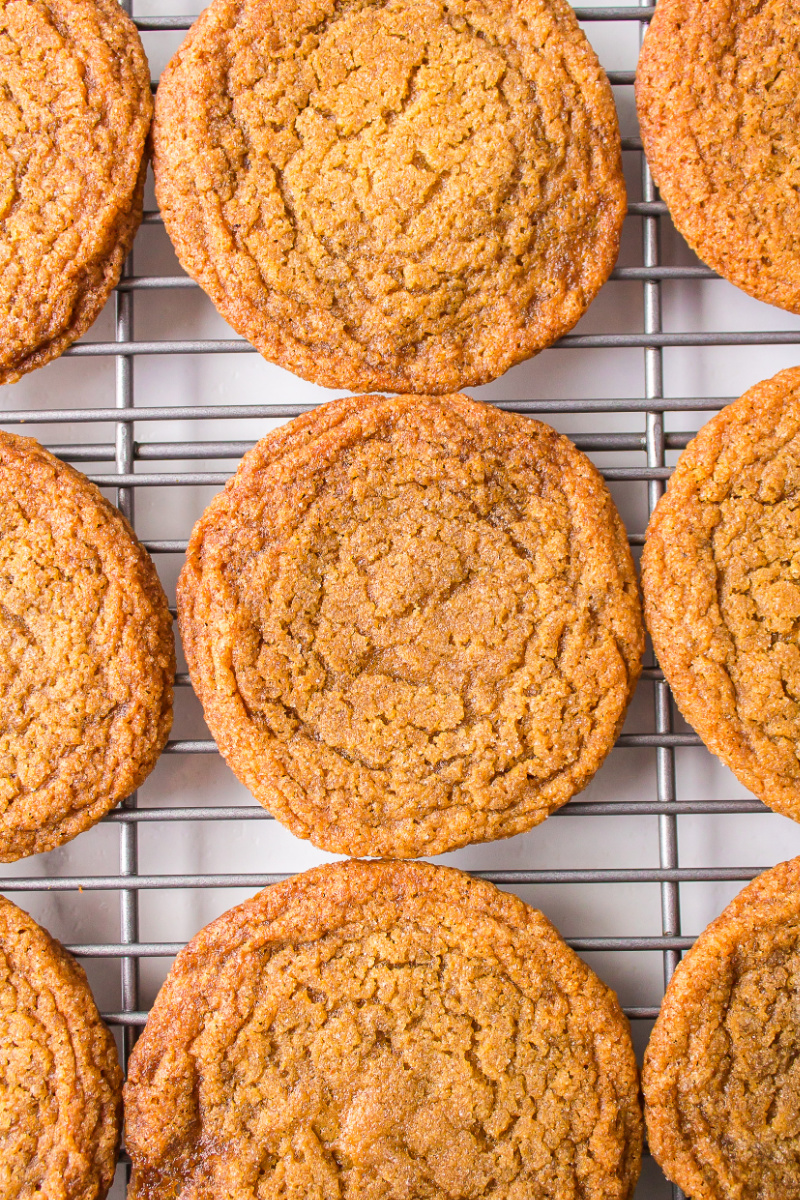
xmin=178 ymin=393 xmax=643 ymax=858
xmin=153 ymin=0 xmax=625 ymax=393
xmin=125 ymin=859 xmax=643 ymax=1200
xmin=637 ymin=0 xmax=800 ymax=312
xmin=643 ymin=367 xmax=800 ymax=822
xmin=0 ymin=431 xmax=175 ymax=860
xmin=0 ymin=893 xmax=122 ymax=1200
xmin=0 ymin=0 xmax=152 ymax=383
xmin=644 ymin=857 xmax=800 ymax=1199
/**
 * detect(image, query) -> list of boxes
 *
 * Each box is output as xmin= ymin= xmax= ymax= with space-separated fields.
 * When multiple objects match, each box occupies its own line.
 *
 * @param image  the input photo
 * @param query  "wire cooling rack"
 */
xmin=3 ymin=2 xmax=800 ymax=1197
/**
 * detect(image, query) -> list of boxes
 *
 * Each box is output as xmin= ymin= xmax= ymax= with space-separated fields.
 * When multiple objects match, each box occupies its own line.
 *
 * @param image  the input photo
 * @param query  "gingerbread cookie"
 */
xmin=178 ymin=392 xmax=643 ymax=858
xmin=644 ymin=856 xmax=800 ymax=1199
xmin=153 ymin=0 xmax=625 ymax=392
xmin=0 ymin=894 xmax=122 ymax=1200
xmin=637 ymin=0 xmax=800 ymax=312
xmin=0 ymin=431 xmax=174 ymax=859
xmin=126 ymin=859 xmax=643 ymax=1200
xmin=0 ymin=0 xmax=152 ymax=383
xmin=643 ymin=367 xmax=800 ymax=822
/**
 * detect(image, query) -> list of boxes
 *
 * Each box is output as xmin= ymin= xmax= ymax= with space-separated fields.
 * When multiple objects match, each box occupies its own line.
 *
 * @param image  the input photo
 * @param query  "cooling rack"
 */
xmin=2 ymin=2 xmax=800 ymax=1197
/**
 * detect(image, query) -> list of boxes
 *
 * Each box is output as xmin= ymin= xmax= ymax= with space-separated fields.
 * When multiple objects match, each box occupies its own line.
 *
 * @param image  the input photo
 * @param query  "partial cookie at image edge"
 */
xmin=125 ymin=858 xmax=644 ymax=1200
xmin=0 ymin=0 xmax=153 ymax=384
xmin=153 ymin=0 xmax=625 ymax=393
xmin=644 ymin=856 xmax=800 ymax=1199
xmin=0 ymin=893 xmax=122 ymax=1200
xmin=642 ymin=366 xmax=800 ymax=823
xmin=636 ymin=0 xmax=800 ymax=313
xmin=0 ymin=430 xmax=175 ymax=860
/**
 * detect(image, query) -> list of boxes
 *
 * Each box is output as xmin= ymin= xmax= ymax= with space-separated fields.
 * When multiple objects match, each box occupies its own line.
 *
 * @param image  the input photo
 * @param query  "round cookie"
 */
xmin=125 ymin=859 xmax=644 ymax=1200
xmin=0 ymin=0 xmax=152 ymax=384
xmin=178 ymin=393 xmax=644 ymax=858
xmin=0 ymin=893 xmax=122 ymax=1200
xmin=0 ymin=431 xmax=175 ymax=860
xmin=637 ymin=0 xmax=800 ymax=313
xmin=153 ymin=0 xmax=626 ymax=393
xmin=643 ymin=367 xmax=800 ymax=822
xmin=644 ymin=857 xmax=800 ymax=1199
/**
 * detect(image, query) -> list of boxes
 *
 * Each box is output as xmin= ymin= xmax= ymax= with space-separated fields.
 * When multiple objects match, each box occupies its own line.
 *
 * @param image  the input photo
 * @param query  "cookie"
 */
xmin=178 ymin=393 xmax=644 ymax=858
xmin=152 ymin=0 xmax=626 ymax=393
xmin=644 ymin=856 xmax=800 ymax=1199
xmin=643 ymin=367 xmax=800 ymax=822
xmin=0 ymin=893 xmax=122 ymax=1200
xmin=637 ymin=0 xmax=800 ymax=313
xmin=0 ymin=431 xmax=175 ymax=860
xmin=125 ymin=858 xmax=643 ymax=1200
xmin=0 ymin=0 xmax=152 ymax=384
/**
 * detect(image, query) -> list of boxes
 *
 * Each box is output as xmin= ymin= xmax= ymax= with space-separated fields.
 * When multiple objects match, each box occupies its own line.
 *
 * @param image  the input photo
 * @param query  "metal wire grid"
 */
xmin=0 ymin=3 xmax=796 ymax=1196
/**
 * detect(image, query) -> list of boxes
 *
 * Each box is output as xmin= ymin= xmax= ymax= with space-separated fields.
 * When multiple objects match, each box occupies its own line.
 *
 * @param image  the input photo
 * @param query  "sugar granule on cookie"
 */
xmin=154 ymin=0 xmax=625 ymax=393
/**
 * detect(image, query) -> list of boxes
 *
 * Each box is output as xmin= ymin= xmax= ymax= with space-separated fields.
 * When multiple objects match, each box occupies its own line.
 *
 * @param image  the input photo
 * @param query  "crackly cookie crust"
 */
xmin=153 ymin=0 xmax=625 ymax=392
xmin=0 ymin=894 xmax=122 ymax=1200
xmin=645 ymin=857 xmax=800 ymax=1199
xmin=126 ymin=859 xmax=643 ymax=1200
xmin=0 ymin=0 xmax=152 ymax=383
xmin=637 ymin=0 xmax=800 ymax=313
xmin=178 ymin=392 xmax=643 ymax=858
xmin=643 ymin=367 xmax=800 ymax=822
xmin=0 ymin=431 xmax=175 ymax=860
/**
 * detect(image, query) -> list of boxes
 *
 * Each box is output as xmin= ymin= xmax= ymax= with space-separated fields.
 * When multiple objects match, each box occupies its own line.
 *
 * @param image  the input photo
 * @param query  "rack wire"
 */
xmin=3 ymin=3 xmax=800 ymax=1196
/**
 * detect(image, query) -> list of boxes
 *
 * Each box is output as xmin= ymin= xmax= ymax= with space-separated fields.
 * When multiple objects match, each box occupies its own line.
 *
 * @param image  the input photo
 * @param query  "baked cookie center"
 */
xmin=281 ymin=5 xmax=523 ymax=295
xmin=230 ymin=452 xmax=614 ymax=800
xmin=153 ymin=925 xmax=622 ymax=1198
xmin=220 ymin=0 xmax=565 ymax=348
xmin=125 ymin=863 xmax=642 ymax=1199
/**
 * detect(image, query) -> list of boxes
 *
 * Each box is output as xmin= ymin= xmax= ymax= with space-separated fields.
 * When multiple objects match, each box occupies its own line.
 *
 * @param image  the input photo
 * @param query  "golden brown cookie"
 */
xmin=0 ymin=893 xmax=122 ymax=1200
xmin=153 ymin=0 xmax=625 ymax=393
xmin=644 ymin=857 xmax=800 ymax=1199
xmin=125 ymin=859 xmax=643 ymax=1200
xmin=637 ymin=0 xmax=800 ymax=313
xmin=0 ymin=0 xmax=152 ymax=384
xmin=0 ymin=431 xmax=175 ymax=860
xmin=643 ymin=367 xmax=800 ymax=822
xmin=178 ymin=393 xmax=644 ymax=858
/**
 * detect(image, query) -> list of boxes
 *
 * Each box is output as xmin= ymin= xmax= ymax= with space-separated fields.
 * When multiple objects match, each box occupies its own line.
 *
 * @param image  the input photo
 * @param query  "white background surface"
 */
xmin=2 ymin=2 xmax=800 ymax=1196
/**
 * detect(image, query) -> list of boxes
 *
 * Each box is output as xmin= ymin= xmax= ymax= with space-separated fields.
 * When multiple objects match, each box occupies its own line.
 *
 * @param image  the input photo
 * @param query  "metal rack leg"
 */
xmin=115 ymin=2 xmax=140 ymax=1116
xmin=640 ymin=5 xmax=683 ymax=1193
xmin=115 ymin=233 xmax=140 ymax=1175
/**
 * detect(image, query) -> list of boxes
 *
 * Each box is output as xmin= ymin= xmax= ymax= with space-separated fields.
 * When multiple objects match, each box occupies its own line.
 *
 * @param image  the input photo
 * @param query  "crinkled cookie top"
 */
xmin=645 ymin=856 xmax=800 ymax=1199
xmin=644 ymin=366 xmax=800 ymax=824
xmin=0 ymin=0 xmax=152 ymax=382
xmin=0 ymin=894 xmax=122 ymax=1200
xmin=178 ymin=393 xmax=643 ymax=857
xmin=126 ymin=860 xmax=643 ymax=1200
xmin=637 ymin=0 xmax=800 ymax=312
xmin=154 ymin=0 xmax=625 ymax=392
xmin=0 ymin=431 xmax=175 ymax=860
